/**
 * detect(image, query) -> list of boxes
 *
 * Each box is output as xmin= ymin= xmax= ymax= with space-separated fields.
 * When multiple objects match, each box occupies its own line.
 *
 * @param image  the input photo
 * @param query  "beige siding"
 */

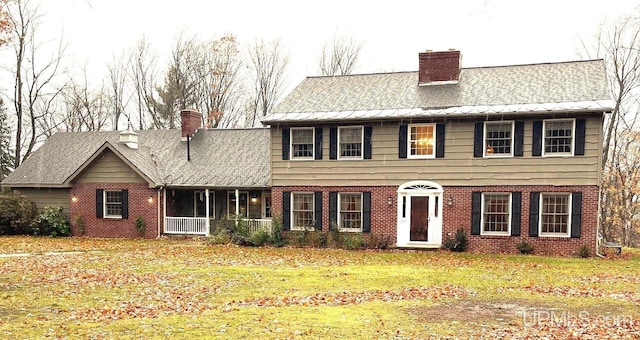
xmin=14 ymin=188 xmax=70 ymax=215
xmin=75 ymin=149 xmax=146 ymax=184
xmin=271 ymin=115 xmax=603 ymax=187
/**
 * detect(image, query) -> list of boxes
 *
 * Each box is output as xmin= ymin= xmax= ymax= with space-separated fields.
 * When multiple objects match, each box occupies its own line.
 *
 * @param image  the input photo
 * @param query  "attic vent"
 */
xmin=119 ymin=127 xmax=139 ymax=149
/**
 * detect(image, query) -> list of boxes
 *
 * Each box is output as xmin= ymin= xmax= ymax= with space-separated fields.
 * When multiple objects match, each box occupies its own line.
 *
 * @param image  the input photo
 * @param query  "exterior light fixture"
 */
xmin=251 ymin=194 xmax=258 ymax=203
xmin=71 ymin=194 xmax=78 ymax=203
xmin=447 ymin=195 xmax=453 ymax=207
xmin=147 ymin=196 xmax=153 ymax=203
xmin=387 ymin=197 xmax=393 ymax=206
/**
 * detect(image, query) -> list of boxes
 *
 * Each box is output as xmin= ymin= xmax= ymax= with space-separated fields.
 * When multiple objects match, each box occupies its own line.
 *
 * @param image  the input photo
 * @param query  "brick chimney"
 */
xmin=418 ymin=49 xmax=461 ymax=85
xmin=180 ymin=109 xmax=202 ymax=141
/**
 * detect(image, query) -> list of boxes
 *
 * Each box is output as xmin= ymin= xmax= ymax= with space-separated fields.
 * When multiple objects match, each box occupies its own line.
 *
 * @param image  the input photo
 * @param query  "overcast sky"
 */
xmin=37 ymin=0 xmax=640 ymax=90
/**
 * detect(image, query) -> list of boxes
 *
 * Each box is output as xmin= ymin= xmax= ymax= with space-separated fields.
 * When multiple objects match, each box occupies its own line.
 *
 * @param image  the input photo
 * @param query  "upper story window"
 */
xmin=481 ymin=193 xmax=511 ymax=235
xmin=409 ymin=124 xmax=435 ymax=158
xmin=292 ymin=192 xmax=314 ymax=230
xmin=104 ymin=190 xmax=123 ymax=218
xmin=291 ymin=128 xmax=314 ymax=159
xmin=543 ymin=119 xmax=574 ymax=156
xmin=540 ymin=193 xmax=571 ymax=237
xmin=339 ymin=193 xmax=363 ymax=232
xmin=484 ymin=121 xmax=513 ymax=157
xmin=339 ymin=126 xmax=363 ymax=159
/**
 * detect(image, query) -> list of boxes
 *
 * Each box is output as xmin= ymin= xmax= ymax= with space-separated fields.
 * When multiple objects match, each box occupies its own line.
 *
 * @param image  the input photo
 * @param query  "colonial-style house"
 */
xmin=261 ymin=50 xmax=613 ymax=255
xmin=1 ymin=110 xmax=272 ymax=238
xmin=2 ymin=50 xmax=613 ymax=255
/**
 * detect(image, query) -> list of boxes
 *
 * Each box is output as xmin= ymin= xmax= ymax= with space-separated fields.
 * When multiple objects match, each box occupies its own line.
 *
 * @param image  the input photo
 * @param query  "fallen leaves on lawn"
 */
xmin=228 ymin=285 xmax=471 ymax=308
xmin=523 ymin=285 xmax=640 ymax=304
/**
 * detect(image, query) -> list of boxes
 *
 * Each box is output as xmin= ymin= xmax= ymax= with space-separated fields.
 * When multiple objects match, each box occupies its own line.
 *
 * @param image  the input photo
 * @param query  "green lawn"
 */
xmin=0 ymin=237 xmax=638 ymax=339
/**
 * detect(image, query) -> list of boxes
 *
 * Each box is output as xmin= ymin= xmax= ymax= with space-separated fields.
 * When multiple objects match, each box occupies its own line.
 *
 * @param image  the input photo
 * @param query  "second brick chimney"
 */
xmin=180 ymin=109 xmax=202 ymax=141
xmin=418 ymin=49 xmax=461 ymax=85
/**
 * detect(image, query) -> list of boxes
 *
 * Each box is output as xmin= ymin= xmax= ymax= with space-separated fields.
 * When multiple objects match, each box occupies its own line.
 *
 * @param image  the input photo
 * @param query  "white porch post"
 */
xmin=235 ymin=189 xmax=240 ymax=227
xmin=205 ymin=189 xmax=210 ymax=237
xmin=163 ymin=188 xmax=167 ymax=235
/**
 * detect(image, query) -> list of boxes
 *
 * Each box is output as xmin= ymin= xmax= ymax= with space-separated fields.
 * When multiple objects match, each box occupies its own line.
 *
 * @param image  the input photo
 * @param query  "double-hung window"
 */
xmin=104 ymin=191 xmax=123 ymax=218
xmin=339 ymin=193 xmax=362 ymax=232
xmin=543 ymin=119 xmax=574 ymax=156
xmin=408 ymin=124 xmax=435 ymax=158
xmin=540 ymin=193 xmax=571 ymax=236
xmin=292 ymin=192 xmax=314 ymax=230
xmin=291 ymin=128 xmax=314 ymax=159
xmin=481 ymin=193 xmax=511 ymax=235
xmin=484 ymin=121 xmax=513 ymax=157
xmin=338 ymin=126 xmax=363 ymax=159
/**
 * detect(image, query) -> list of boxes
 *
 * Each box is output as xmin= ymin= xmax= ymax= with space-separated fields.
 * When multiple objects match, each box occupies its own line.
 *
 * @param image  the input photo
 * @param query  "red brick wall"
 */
xmin=69 ymin=183 xmax=162 ymax=238
xmin=418 ymin=50 xmax=461 ymax=83
xmin=272 ymin=185 xmax=599 ymax=256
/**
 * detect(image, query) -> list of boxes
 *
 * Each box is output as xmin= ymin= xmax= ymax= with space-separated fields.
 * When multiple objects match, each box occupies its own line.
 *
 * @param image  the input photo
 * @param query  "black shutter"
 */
xmin=315 ymin=127 xmax=323 ymax=160
xmin=436 ymin=123 xmax=445 ymax=158
xmin=471 ymin=192 xmax=481 ymax=235
xmin=329 ymin=192 xmax=338 ymax=228
xmin=121 ymin=189 xmax=129 ymax=219
xmin=96 ymin=189 xmax=104 ymax=218
xmin=532 ymin=121 xmax=543 ymax=157
xmin=529 ymin=192 xmax=540 ymax=237
xmin=362 ymin=192 xmax=371 ymax=232
xmin=398 ymin=124 xmax=408 ymax=159
xmin=314 ymin=191 xmax=323 ymax=231
xmin=571 ymin=192 xmax=582 ymax=238
xmin=511 ymin=192 xmax=522 ymax=236
xmin=364 ymin=125 xmax=373 ymax=159
xmin=574 ymin=119 xmax=586 ymax=156
xmin=282 ymin=191 xmax=291 ymax=231
xmin=473 ymin=122 xmax=484 ymax=158
xmin=514 ymin=121 xmax=524 ymax=157
xmin=282 ymin=127 xmax=290 ymax=160
xmin=329 ymin=127 xmax=338 ymax=160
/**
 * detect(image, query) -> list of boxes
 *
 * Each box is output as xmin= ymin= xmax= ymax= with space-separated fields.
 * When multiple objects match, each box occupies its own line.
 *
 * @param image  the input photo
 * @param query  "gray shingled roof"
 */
xmin=263 ymin=60 xmax=613 ymax=123
xmin=2 ymin=129 xmax=271 ymax=188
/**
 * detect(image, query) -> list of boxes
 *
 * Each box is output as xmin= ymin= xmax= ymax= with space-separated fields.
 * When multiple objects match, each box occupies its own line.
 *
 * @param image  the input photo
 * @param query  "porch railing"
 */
xmin=164 ymin=217 xmax=208 ymax=235
xmin=164 ymin=217 xmax=272 ymax=235
xmin=245 ymin=218 xmax=273 ymax=233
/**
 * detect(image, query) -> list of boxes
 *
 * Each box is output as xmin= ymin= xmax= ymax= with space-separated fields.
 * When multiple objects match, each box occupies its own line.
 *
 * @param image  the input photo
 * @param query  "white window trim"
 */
xmin=338 ymin=192 xmax=363 ymax=232
xmin=104 ymin=190 xmax=123 ymax=219
xmin=291 ymin=192 xmax=315 ymax=231
xmin=538 ymin=193 xmax=572 ymax=238
xmin=483 ymin=121 xmax=514 ymax=158
xmin=480 ymin=192 xmax=511 ymax=236
xmin=261 ymin=192 xmax=272 ymax=219
xmin=338 ymin=126 xmax=364 ymax=160
xmin=542 ymin=119 xmax=575 ymax=157
xmin=407 ymin=123 xmax=436 ymax=159
xmin=226 ymin=191 xmax=249 ymax=218
xmin=290 ymin=127 xmax=315 ymax=160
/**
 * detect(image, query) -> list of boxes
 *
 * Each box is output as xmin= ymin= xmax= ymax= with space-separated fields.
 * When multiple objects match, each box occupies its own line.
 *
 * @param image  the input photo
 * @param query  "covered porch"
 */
xmin=163 ymin=188 xmax=272 ymax=236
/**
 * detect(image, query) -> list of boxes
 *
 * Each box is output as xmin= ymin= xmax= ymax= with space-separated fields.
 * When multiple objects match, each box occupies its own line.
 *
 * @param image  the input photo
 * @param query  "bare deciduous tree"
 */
xmin=246 ymin=38 xmax=289 ymax=127
xmin=580 ymin=16 xmax=640 ymax=246
xmin=127 ymin=36 xmax=158 ymax=130
xmin=319 ymin=34 xmax=363 ymax=76
xmin=3 ymin=0 xmax=67 ymax=167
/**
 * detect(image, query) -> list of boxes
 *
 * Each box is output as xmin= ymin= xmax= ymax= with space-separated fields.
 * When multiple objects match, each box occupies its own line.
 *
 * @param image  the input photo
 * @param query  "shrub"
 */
xmin=517 ymin=240 xmax=534 ymax=254
xmin=340 ymin=233 xmax=365 ymax=250
xmin=206 ymin=228 xmax=232 ymax=245
xmin=578 ymin=245 xmax=591 ymax=258
xmin=0 ymin=192 xmax=38 ymax=235
xmin=135 ymin=216 xmax=146 ymax=237
xmin=248 ymin=229 xmax=271 ymax=247
xmin=365 ymin=234 xmax=394 ymax=249
xmin=442 ymin=228 xmax=468 ymax=252
xmin=31 ymin=206 xmax=70 ymax=237
xmin=75 ymin=214 xmax=86 ymax=236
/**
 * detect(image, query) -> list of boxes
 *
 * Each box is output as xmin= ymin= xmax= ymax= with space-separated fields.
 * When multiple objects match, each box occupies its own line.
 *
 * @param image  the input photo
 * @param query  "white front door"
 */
xmin=397 ymin=181 xmax=443 ymax=247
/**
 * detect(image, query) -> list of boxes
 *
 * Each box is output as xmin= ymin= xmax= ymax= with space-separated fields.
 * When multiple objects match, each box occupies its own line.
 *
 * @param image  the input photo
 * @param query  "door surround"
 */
xmin=396 ymin=180 xmax=444 ymax=248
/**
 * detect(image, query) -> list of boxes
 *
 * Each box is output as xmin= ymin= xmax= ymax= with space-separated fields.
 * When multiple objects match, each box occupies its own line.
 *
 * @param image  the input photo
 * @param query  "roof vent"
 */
xmin=119 ymin=127 xmax=139 ymax=149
